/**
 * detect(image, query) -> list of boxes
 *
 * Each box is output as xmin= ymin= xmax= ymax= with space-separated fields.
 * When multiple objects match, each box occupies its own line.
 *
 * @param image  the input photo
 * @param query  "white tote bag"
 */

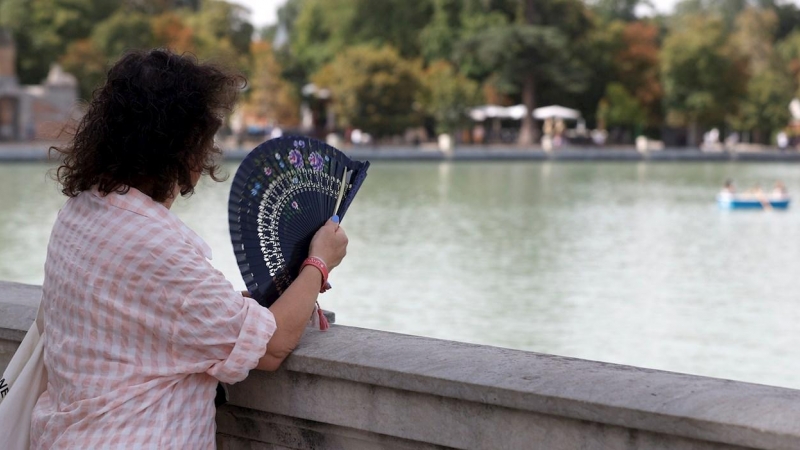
xmin=0 ymin=304 xmax=47 ymax=450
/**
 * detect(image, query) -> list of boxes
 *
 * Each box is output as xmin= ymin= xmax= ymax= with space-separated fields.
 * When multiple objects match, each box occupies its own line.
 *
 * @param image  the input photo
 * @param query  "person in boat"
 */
xmin=720 ymin=179 xmax=736 ymax=197
xmin=772 ymin=180 xmax=788 ymax=199
xmin=743 ymin=184 xmax=776 ymax=210
xmin=743 ymin=183 xmax=765 ymax=197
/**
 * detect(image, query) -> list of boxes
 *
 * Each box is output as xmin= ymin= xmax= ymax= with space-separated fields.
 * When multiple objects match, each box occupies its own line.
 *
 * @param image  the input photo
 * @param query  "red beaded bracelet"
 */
xmin=301 ymin=256 xmax=329 ymax=293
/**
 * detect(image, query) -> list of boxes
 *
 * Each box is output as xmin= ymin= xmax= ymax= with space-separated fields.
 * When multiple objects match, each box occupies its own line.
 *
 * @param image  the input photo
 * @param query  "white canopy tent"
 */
xmin=469 ymin=104 xmax=582 ymax=121
xmin=469 ymin=105 xmax=513 ymax=121
xmin=469 ymin=104 xmax=529 ymax=121
xmin=790 ymin=98 xmax=800 ymax=121
xmin=532 ymin=105 xmax=581 ymax=120
xmin=504 ymin=104 xmax=528 ymax=120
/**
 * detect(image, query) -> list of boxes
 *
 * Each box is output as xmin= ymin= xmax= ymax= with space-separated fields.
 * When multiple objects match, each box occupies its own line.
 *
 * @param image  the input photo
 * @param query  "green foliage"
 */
xmin=453 ymin=0 xmax=593 ymax=144
xmin=60 ymin=40 xmax=105 ymax=99
xmin=457 ymin=0 xmax=594 ymax=91
xmin=276 ymin=0 xmax=304 ymax=37
xmin=4 ymin=0 xmax=800 ymax=143
xmin=727 ymin=7 xmax=793 ymax=140
xmin=673 ymin=0 xmax=748 ymax=30
xmin=457 ymin=24 xmax=587 ymax=95
xmin=597 ymin=82 xmax=646 ymax=128
xmin=290 ymin=0 xmax=433 ymax=74
xmin=772 ymin=1 xmax=800 ymax=40
xmin=777 ymin=30 xmax=800 ymax=95
xmin=729 ymin=67 xmax=793 ymax=136
xmin=312 ymin=45 xmax=423 ymax=137
xmin=290 ymin=0 xmax=346 ymax=71
xmin=187 ymin=0 xmax=254 ymax=58
xmin=0 ymin=0 xmax=254 ymax=97
xmin=418 ymin=60 xmax=481 ymax=134
xmin=591 ymin=0 xmax=652 ymax=22
xmin=729 ymin=7 xmax=777 ymax=73
xmin=0 ymin=0 xmax=117 ymax=83
xmin=661 ymin=15 xmax=746 ymax=128
xmin=419 ymin=0 xmax=463 ymax=62
xmin=247 ymin=41 xmax=299 ymax=126
xmin=91 ymin=11 xmax=154 ymax=58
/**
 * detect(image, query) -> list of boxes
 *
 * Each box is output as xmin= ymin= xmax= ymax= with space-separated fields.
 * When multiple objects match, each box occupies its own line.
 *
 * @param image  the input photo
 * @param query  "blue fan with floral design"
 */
xmin=228 ymin=136 xmax=369 ymax=307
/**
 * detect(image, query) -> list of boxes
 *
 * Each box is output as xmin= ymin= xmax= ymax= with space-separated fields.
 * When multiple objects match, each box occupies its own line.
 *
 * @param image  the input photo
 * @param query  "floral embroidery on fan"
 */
xmin=291 ymin=201 xmax=299 ymax=210
xmin=292 ymin=176 xmax=299 ymax=184
xmin=288 ymin=149 xmax=304 ymax=169
xmin=294 ymin=140 xmax=306 ymax=148
xmin=264 ymin=167 xmax=272 ymax=176
xmin=250 ymin=182 xmax=261 ymax=197
xmin=324 ymin=155 xmax=330 ymax=162
xmin=274 ymin=153 xmax=281 ymax=160
xmin=279 ymin=161 xmax=285 ymax=169
xmin=308 ymin=152 xmax=324 ymax=171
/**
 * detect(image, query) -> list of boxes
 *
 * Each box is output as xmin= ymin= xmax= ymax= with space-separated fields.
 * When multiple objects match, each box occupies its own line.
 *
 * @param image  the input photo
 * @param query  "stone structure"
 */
xmin=0 ymin=28 xmax=79 ymax=141
xmin=2 ymin=280 xmax=800 ymax=449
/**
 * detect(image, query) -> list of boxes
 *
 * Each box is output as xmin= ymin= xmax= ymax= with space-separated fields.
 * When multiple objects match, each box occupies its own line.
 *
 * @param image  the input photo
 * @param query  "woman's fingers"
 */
xmin=309 ymin=216 xmax=349 ymax=269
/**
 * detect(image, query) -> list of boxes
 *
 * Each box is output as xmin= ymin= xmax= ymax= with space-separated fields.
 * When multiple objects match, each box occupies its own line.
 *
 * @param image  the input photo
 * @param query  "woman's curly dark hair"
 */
xmin=53 ymin=49 xmax=245 ymax=203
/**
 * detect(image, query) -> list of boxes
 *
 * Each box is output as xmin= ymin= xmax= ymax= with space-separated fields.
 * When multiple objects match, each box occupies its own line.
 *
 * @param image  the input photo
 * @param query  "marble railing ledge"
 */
xmin=3 ymin=280 xmax=800 ymax=450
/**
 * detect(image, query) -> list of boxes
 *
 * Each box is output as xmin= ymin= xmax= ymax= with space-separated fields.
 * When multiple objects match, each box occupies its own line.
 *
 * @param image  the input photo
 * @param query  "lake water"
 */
xmin=2 ymin=161 xmax=799 ymax=390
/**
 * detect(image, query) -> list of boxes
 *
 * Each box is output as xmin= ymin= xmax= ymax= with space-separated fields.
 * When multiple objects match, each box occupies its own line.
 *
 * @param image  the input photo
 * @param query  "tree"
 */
xmin=597 ymin=82 xmax=646 ymax=141
xmin=346 ymin=0 xmax=433 ymax=58
xmin=290 ymin=0 xmax=434 ymax=74
xmin=728 ymin=7 xmax=793 ymax=142
xmin=187 ymin=0 xmax=254 ymax=71
xmin=91 ymin=10 xmax=154 ymax=58
xmin=188 ymin=0 xmax=253 ymax=57
xmin=673 ymin=0 xmax=748 ymax=31
xmin=729 ymin=7 xmax=776 ymax=73
xmin=246 ymin=41 xmax=300 ymax=127
xmin=778 ymin=30 xmax=800 ymax=91
xmin=274 ymin=0 xmax=304 ymax=40
xmin=419 ymin=0 xmax=463 ymax=62
xmin=418 ymin=60 xmax=481 ymax=135
xmin=312 ymin=45 xmax=423 ymax=138
xmin=552 ymin=18 xmax=622 ymax=130
xmin=591 ymin=0 xmax=652 ymax=22
xmin=151 ymin=11 xmax=196 ymax=54
xmin=0 ymin=0 xmax=118 ymax=84
xmin=126 ymin=0 xmax=201 ymax=15
xmin=729 ymin=69 xmax=793 ymax=142
xmin=613 ymin=21 xmax=663 ymax=126
xmin=769 ymin=1 xmax=800 ymax=40
xmin=60 ymin=39 xmax=108 ymax=100
xmin=456 ymin=0 xmax=591 ymax=145
xmin=661 ymin=15 xmax=746 ymax=145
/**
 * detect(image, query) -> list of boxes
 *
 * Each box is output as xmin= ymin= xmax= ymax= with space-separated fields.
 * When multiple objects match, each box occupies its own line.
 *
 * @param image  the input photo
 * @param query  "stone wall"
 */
xmin=2 ymin=280 xmax=800 ymax=449
xmin=0 ymin=281 xmax=39 ymax=371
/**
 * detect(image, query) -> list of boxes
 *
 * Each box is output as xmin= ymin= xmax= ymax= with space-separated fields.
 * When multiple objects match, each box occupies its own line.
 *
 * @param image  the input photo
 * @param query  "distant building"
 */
xmin=0 ymin=28 xmax=80 ymax=141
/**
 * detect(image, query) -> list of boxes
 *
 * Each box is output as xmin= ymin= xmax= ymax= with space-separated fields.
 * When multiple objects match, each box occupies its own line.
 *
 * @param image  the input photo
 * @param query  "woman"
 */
xmin=31 ymin=49 xmax=348 ymax=448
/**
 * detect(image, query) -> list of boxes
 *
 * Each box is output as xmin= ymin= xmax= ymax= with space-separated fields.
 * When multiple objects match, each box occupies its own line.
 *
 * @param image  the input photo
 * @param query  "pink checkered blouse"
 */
xmin=30 ymin=187 xmax=276 ymax=449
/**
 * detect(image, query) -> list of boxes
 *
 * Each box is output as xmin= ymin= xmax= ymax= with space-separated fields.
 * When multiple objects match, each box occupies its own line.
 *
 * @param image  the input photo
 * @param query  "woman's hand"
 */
xmin=309 ymin=216 xmax=348 ymax=270
xmin=257 ymin=217 xmax=348 ymax=372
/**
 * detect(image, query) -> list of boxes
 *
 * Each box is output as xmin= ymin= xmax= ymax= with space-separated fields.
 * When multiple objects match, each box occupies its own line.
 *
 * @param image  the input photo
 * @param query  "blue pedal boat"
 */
xmin=717 ymin=195 xmax=791 ymax=210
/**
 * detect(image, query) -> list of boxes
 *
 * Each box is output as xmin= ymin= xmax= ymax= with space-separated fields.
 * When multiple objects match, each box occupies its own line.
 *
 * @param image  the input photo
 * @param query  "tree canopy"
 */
xmin=3 ymin=0 xmax=800 ymax=145
xmin=312 ymin=45 xmax=423 ymax=138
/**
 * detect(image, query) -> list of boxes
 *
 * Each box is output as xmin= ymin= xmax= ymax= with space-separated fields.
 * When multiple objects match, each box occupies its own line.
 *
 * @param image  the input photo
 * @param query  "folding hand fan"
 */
xmin=228 ymin=136 xmax=369 ymax=308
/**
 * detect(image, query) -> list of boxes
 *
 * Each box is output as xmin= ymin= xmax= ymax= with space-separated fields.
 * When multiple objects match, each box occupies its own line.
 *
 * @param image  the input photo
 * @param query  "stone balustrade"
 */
xmin=2 ymin=280 xmax=799 ymax=449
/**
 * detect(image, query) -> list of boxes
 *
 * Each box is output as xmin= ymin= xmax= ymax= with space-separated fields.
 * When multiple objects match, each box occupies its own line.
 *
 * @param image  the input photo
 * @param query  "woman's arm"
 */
xmin=256 ymin=267 xmax=322 ymax=370
xmin=256 ymin=218 xmax=348 ymax=371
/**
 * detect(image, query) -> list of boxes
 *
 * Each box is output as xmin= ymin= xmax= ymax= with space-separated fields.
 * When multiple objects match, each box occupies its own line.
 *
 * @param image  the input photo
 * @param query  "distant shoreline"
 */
xmin=3 ymin=142 xmax=800 ymax=163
